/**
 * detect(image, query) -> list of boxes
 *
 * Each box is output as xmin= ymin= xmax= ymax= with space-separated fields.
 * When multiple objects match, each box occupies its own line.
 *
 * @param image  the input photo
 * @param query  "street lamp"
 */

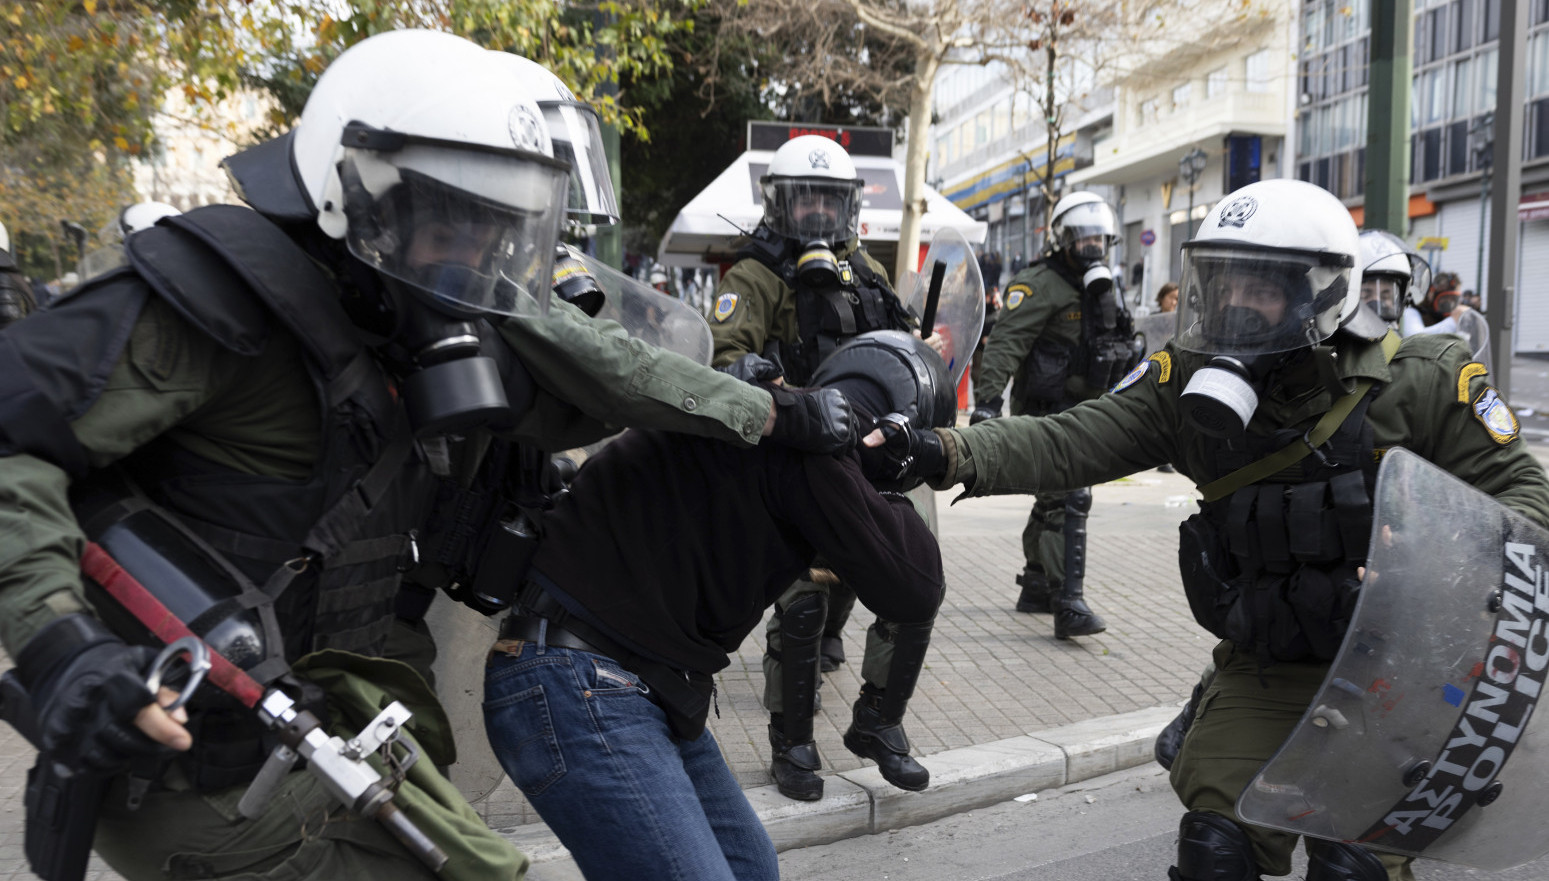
xmin=1179 ymin=147 xmax=1209 ymax=238
xmin=1470 ymin=112 xmax=1495 ymax=305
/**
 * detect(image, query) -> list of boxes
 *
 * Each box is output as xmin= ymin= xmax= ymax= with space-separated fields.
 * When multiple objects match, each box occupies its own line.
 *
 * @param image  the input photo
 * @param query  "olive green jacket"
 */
xmin=0 ymin=295 xmax=772 ymax=654
xmin=708 ymin=238 xmax=896 ymax=369
xmin=936 ymin=332 xmax=1549 ymax=529
xmin=974 ymin=261 xmax=1095 ymax=413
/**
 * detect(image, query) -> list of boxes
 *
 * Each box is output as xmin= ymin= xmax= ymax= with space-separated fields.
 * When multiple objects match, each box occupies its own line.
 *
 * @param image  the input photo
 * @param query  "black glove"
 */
xmin=765 ymin=384 xmax=855 ymax=454
xmin=17 ymin=615 xmax=167 ymax=773
xmin=969 ymin=395 xmax=1004 ymax=425
xmin=867 ymin=413 xmax=948 ymax=488
xmin=720 ymin=352 xmax=785 ymax=385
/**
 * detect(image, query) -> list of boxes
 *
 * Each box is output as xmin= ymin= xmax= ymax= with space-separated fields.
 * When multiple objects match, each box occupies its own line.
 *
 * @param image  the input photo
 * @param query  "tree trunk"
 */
xmin=894 ymin=49 xmax=940 ymax=285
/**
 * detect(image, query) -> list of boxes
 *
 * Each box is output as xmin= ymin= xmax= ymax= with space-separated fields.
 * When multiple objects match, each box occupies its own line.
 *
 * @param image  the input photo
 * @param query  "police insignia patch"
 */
xmin=1111 ymin=360 xmax=1150 ymax=393
xmin=1006 ymin=287 xmax=1028 ymax=310
xmin=713 ymin=292 xmax=739 ymax=322
xmin=1472 ymin=387 xmax=1519 ymax=444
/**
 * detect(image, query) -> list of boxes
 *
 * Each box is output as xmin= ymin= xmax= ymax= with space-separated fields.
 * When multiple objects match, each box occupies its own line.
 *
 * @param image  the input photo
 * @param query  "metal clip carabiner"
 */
xmin=145 ymin=636 xmax=212 ymax=713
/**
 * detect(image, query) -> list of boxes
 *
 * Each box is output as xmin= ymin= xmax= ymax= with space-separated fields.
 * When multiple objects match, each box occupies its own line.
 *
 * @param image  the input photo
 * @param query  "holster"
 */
xmin=1 ymin=670 xmax=103 ymax=881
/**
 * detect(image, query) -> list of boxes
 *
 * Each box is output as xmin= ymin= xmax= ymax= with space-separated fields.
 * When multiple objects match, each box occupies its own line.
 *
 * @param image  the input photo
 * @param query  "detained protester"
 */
xmin=484 ymin=331 xmax=948 ymax=881
xmin=708 ymin=135 xmax=939 ymax=801
xmin=869 ymin=179 xmax=1549 ymax=880
xmin=0 ymin=30 xmax=854 ymax=881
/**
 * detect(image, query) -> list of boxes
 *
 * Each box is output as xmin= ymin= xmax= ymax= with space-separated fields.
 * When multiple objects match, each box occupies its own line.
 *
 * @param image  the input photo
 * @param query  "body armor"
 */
xmin=58 ymin=205 xmax=443 ymax=787
xmin=736 ymin=229 xmax=912 ymax=385
xmin=1179 ymin=382 xmax=1381 ymax=665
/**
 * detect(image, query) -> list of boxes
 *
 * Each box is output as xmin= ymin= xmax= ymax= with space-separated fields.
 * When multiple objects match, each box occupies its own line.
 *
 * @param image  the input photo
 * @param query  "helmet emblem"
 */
xmin=508 ymin=104 xmax=546 ymax=152
xmin=1217 ymin=196 xmax=1258 ymax=229
xmin=808 ymin=149 xmax=830 ymax=170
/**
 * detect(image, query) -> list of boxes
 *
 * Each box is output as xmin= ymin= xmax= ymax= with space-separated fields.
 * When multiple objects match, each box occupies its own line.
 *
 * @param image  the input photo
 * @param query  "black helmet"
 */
xmin=810 ymin=330 xmax=954 ymax=491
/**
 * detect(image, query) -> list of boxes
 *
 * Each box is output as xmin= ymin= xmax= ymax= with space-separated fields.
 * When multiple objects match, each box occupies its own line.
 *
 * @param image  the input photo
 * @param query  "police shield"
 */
xmin=1237 ymin=448 xmax=1549 ymax=870
xmin=578 ymin=252 xmax=714 ymax=365
xmin=900 ymin=227 xmax=986 ymax=387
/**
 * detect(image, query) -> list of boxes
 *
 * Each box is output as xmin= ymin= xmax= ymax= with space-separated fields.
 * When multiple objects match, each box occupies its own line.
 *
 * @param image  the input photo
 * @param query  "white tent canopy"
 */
xmin=657 ymin=149 xmax=986 ymax=272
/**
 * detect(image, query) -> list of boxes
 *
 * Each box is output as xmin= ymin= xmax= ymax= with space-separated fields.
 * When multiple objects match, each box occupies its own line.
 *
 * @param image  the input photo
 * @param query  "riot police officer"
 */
xmin=0 ymin=31 xmax=851 ymax=881
xmin=1357 ymin=229 xmax=1430 ymax=328
xmin=969 ymin=190 xmax=1137 ymax=639
xmin=871 ymin=178 xmax=1549 ymax=881
xmin=0 ymin=220 xmax=36 ymax=327
xmin=708 ymin=134 xmax=932 ymax=801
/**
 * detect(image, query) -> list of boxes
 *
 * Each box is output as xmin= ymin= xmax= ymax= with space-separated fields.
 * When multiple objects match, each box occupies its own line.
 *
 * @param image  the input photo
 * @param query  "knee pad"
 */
xmin=782 ymin=592 xmax=827 ymax=643
xmin=1172 ymin=811 xmax=1260 ymax=881
xmin=1064 ymin=487 xmax=1093 ymax=517
xmin=1305 ymin=839 xmax=1387 ymax=881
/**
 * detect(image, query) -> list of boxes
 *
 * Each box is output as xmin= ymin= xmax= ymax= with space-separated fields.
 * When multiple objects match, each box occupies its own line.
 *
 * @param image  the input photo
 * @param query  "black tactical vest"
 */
xmin=736 ymin=229 xmax=912 ymax=385
xmin=77 ymin=207 xmax=440 ymax=788
xmin=1017 ymin=259 xmax=1139 ymax=412
xmin=1178 ymin=380 xmax=1382 ymax=666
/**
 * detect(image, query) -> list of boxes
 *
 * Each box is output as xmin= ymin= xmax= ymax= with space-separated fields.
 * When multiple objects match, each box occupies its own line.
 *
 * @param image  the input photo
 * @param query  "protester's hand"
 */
xmin=807 ymin=568 xmax=840 ymax=585
xmin=720 ymin=352 xmax=785 ymax=386
xmin=764 ymin=385 xmax=855 ymax=454
xmin=915 ymin=329 xmax=947 ymax=356
xmin=861 ymin=414 xmax=947 ymax=485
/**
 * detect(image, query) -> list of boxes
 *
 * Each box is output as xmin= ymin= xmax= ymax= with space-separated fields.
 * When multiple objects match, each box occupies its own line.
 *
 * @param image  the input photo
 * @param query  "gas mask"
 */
xmin=551 ymin=246 xmax=606 ymax=316
xmin=1178 ymin=352 xmax=1282 ymax=438
xmin=1082 ymin=264 xmax=1115 ymax=300
xmin=384 ymin=281 xmax=511 ymax=437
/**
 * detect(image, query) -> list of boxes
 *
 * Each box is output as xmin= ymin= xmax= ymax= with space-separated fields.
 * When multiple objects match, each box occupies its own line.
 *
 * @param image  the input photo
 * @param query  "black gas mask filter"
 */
xmin=796 ymin=241 xmax=849 ymax=289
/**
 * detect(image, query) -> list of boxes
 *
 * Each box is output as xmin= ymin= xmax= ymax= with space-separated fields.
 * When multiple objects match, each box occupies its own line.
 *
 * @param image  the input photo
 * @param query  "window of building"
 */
xmin=1139 ymin=97 xmax=1159 ymax=125
xmin=1172 ymin=82 xmax=1192 ymax=110
xmin=1207 ymin=67 xmax=1228 ymax=99
xmin=974 ymin=110 xmax=991 ymax=147
xmin=992 ymin=99 xmax=1012 ymax=142
xmin=1532 ymin=31 xmax=1549 ymax=96
xmin=1245 ymin=49 xmax=1272 ymax=92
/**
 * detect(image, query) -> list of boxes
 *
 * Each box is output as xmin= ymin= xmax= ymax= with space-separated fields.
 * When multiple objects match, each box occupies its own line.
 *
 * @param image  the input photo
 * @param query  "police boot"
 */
xmin=768 ymin=592 xmax=826 ymax=801
xmin=1155 ymin=668 xmax=1214 ymax=770
xmin=768 ymin=714 xmax=823 ymax=801
xmin=842 ymin=621 xmax=934 ymax=792
xmin=1014 ymin=567 xmax=1052 ymax=613
xmin=1053 ymin=488 xmax=1106 ymax=639
xmin=819 ymin=636 xmax=846 ymax=673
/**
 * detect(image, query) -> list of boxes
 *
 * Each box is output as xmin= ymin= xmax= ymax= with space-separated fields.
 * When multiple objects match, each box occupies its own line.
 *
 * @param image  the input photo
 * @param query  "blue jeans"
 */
xmin=483 ymin=639 xmax=778 ymax=881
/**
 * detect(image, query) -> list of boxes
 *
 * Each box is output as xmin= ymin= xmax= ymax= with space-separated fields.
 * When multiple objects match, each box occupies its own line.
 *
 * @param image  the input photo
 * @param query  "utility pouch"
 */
xmin=1177 ymin=512 xmax=1239 ymax=639
xmin=464 ymin=512 xmax=541 ymax=615
xmin=1020 ymin=336 xmax=1074 ymax=405
xmin=1085 ymin=336 xmax=1140 ymax=391
xmin=24 ymin=757 xmax=103 ymax=881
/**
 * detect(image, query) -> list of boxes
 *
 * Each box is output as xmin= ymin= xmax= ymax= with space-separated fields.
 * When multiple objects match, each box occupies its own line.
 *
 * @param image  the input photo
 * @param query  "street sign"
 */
xmin=1417 ymin=236 xmax=1449 ymax=250
xmin=1140 ymin=229 xmax=1157 ymax=246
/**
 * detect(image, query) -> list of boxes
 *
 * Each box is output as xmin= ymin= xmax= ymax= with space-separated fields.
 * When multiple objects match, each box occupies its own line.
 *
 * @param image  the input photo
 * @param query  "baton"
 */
xmin=920 ymin=259 xmax=947 ymax=338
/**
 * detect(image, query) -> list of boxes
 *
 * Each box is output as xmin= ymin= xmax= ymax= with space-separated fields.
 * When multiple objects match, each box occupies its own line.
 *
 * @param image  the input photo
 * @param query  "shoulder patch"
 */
xmin=1111 ymin=360 xmax=1150 ymax=393
xmin=713 ymin=291 xmax=739 ymax=322
xmin=1456 ymin=361 xmax=1489 ymax=403
xmin=1149 ymin=351 xmax=1172 ymax=383
xmin=1471 ymin=386 xmax=1520 ymax=444
xmin=1005 ymin=285 xmax=1030 ymax=310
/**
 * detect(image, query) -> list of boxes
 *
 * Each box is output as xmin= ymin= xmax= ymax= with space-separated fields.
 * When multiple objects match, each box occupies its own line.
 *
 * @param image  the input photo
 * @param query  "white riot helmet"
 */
xmin=1174 ymin=179 xmax=1359 ymax=358
xmin=0 ymin=220 xmax=9 ymax=254
xmin=119 ymin=201 xmax=182 ymax=237
xmin=1048 ymin=192 xmax=1117 ymax=266
xmin=759 ymin=135 xmax=863 ymax=244
xmin=286 ymin=30 xmax=569 ymax=319
xmin=1357 ymin=229 xmax=1430 ymax=323
xmin=495 ymin=53 xmax=618 ymax=225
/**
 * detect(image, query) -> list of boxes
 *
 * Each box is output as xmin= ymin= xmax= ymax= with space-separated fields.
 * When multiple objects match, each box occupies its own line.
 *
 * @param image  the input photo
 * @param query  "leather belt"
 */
xmin=498 ymin=614 xmax=609 ymax=657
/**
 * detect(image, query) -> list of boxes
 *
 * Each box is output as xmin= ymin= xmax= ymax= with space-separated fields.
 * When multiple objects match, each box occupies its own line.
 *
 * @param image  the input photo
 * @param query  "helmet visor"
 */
xmin=1175 ymin=244 xmax=1353 ymax=356
xmin=760 ymin=177 xmax=863 ymax=243
xmin=340 ymin=144 xmax=568 ymax=317
xmin=1362 ymin=274 xmax=1406 ymax=322
xmin=543 ymin=101 xmax=619 ymax=225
